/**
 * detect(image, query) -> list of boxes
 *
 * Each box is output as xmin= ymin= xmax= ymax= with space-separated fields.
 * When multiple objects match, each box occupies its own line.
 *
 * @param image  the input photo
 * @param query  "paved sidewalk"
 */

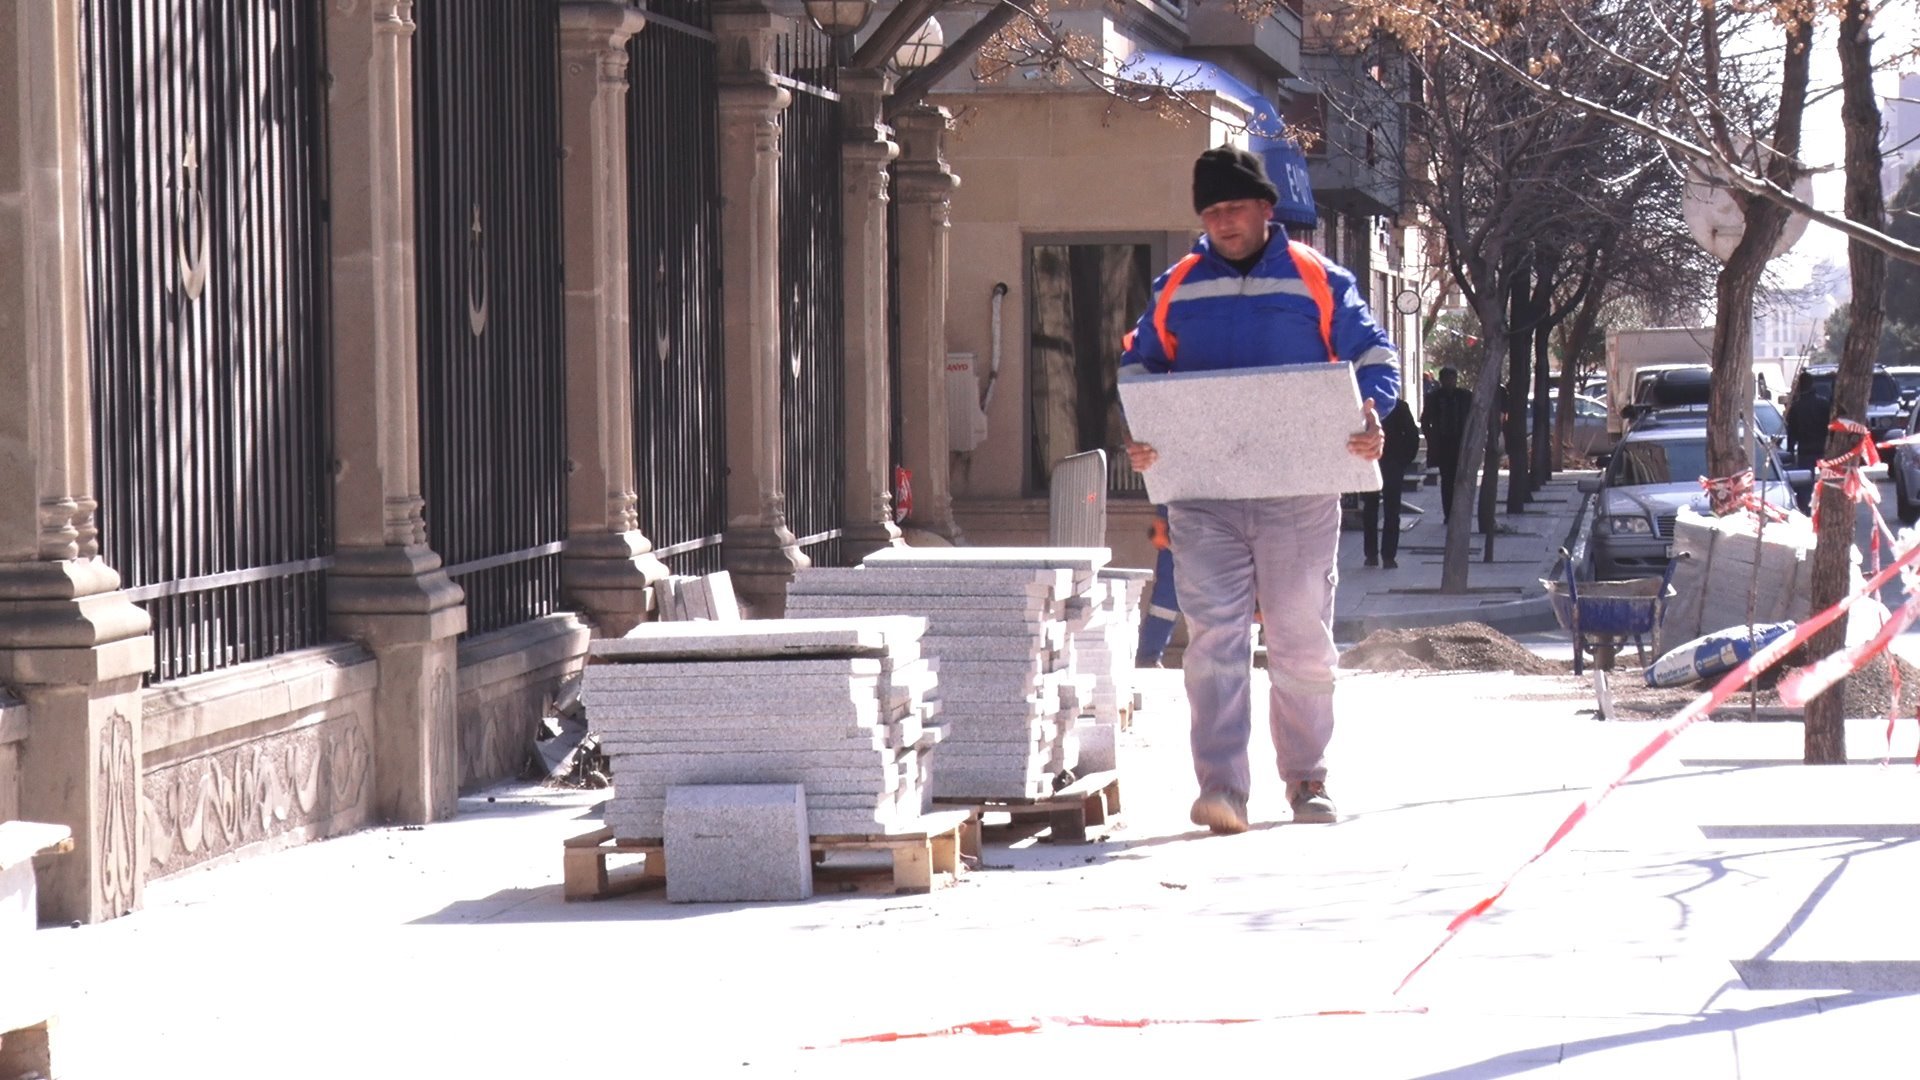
xmin=16 ymin=667 xmax=1918 ymax=1078
xmin=1334 ymin=471 xmax=1592 ymax=639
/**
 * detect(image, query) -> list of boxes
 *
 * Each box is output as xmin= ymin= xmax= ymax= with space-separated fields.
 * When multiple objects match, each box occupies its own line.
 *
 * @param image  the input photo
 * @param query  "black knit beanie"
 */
xmin=1192 ymin=145 xmax=1279 ymax=214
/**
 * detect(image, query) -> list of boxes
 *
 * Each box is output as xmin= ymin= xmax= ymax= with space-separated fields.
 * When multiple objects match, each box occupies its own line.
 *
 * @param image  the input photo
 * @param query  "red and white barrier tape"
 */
xmin=1391 ymin=534 xmax=1920 ymax=997
xmin=817 ymin=438 xmax=1920 ymax=1046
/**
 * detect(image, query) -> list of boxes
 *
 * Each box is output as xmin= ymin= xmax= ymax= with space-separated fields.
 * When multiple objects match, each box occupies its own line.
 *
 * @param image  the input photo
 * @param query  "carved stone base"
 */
xmin=838 ymin=521 xmax=904 ymax=565
xmin=721 ymin=525 xmax=809 ymax=617
xmin=0 ymin=559 xmax=153 ymax=924
xmin=327 ymin=544 xmax=466 ymax=824
xmin=562 ymin=530 xmax=669 ymax=638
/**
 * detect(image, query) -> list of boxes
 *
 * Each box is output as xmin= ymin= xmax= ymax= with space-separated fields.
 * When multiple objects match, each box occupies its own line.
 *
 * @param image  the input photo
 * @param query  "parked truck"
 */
xmin=1604 ymin=327 xmax=1716 ymax=436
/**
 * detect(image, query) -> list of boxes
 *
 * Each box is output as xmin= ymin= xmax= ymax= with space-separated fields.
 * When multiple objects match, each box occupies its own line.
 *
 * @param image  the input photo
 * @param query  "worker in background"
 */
xmin=1136 ymin=506 xmax=1179 ymax=666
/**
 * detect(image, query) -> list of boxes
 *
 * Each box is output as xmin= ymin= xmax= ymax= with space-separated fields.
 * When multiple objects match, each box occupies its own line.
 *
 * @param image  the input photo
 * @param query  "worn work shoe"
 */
xmin=1189 ymin=790 xmax=1250 ymax=835
xmin=1286 ymin=780 xmax=1338 ymax=824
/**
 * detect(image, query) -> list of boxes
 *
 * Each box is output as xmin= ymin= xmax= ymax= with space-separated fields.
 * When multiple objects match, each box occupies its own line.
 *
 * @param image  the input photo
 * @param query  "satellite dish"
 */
xmin=1682 ymin=136 xmax=1814 ymax=262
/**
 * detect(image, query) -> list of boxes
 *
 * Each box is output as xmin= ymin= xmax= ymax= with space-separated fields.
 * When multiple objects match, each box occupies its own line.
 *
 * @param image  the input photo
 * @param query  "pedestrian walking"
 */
xmin=1421 ymin=366 xmax=1472 ymax=522
xmin=1362 ymin=398 xmax=1420 ymax=568
xmin=1784 ymin=370 xmax=1829 ymax=514
xmin=1118 ymin=145 xmax=1399 ymax=834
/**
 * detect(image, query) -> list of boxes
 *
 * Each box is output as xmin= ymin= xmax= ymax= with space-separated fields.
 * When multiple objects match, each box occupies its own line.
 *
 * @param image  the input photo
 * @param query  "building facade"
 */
xmin=930 ymin=0 xmax=1423 ymax=556
xmin=0 ymin=0 xmax=963 ymax=924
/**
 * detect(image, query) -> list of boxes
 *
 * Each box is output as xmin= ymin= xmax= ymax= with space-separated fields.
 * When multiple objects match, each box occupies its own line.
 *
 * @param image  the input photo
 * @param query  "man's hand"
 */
xmin=1348 ymin=400 xmax=1384 ymax=461
xmin=1126 ymin=440 xmax=1158 ymax=472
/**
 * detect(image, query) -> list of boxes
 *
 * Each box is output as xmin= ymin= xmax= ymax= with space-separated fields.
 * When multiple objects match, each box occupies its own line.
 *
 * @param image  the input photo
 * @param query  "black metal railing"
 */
xmin=413 ymin=0 xmax=568 ymax=637
xmin=80 ymin=0 xmax=334 ymax=683
xmin=627 ymin=1 xmax=727 ymax=576
xmin=774 ymin=26 xmax=847 ymax=567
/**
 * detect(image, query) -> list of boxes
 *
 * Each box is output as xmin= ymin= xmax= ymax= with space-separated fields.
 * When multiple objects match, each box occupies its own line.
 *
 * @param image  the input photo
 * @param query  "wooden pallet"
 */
xmin=934 ymin=769 xmax=1122 ymax=844
xmin=562 ymin=809 xmax=979 ymax=902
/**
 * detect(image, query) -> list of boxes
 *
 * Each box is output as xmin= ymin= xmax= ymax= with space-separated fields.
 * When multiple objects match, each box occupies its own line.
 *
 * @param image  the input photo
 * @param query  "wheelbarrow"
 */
xmin=1543 ymin=551 xmax=1678 ymax=677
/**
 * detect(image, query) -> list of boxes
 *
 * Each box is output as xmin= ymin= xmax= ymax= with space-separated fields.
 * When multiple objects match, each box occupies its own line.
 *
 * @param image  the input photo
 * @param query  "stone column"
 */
xmin=713 ymin=4 xmax=805 ymax=614
xmin=324 ymin=0 xmax=466 ymax=825
xmin=556 ymin=3 xmax=667 ymax=637
xmin=837 ymin=71 xmax=903 ymax=563
xmin=0 ymin=0 xmax=154 ymax=923
xmin=892 ymin=104 xmax=963 ymax=542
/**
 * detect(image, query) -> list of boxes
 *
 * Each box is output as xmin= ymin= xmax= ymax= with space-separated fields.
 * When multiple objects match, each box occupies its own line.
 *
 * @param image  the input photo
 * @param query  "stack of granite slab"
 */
xmin=1063 ymin=567 xmax=1151 ymax=771
xmin=579 ymin=617 xmax=944 ymax=839
xmin=1067 ymin=567 xmax=1150 ymax=726
xmin=784 ymin=547 xmax=1111 ymax=801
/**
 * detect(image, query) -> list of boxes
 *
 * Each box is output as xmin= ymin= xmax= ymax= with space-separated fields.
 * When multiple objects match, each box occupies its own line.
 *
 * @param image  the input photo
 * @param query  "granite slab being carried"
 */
xmin=1117 ymin=362 xmax=1381 ymax=502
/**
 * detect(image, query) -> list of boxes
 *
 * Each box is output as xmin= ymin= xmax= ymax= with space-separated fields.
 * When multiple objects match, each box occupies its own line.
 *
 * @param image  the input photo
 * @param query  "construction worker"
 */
xmin=1120 ymin=145 xmax=1397 ymax=835
xmin=1136 ymin=506 xmax=1179 ymax=666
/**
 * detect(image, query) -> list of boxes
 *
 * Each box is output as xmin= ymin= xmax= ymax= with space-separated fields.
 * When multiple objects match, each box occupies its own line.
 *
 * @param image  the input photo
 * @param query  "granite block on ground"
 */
xmin=663 ymin=784 xmax=813 ymax=903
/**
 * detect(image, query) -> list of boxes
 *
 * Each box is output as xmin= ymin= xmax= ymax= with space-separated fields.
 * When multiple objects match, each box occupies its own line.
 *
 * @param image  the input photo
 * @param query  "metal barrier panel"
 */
xmin=775 ymin=28 xmax=847 ymax=567
xmin=80 ymin=0 xmax=334 ymax=682
xmin=414 ymin=0 xmax=568 ymax=637
xmin=1048 ymin=450 xmax=1110 ymax=548
xmin=627 ymin=1 xmax=727 ymax=576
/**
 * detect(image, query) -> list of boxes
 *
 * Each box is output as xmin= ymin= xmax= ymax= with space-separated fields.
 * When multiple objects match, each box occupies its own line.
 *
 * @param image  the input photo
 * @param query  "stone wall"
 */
xmin=0 ymin=697 xmax=23 ymax=823
xmin=455 ymin=613 xmax=591 ymax=791
xmin=140 ymin=645 xmax=378 ymax=878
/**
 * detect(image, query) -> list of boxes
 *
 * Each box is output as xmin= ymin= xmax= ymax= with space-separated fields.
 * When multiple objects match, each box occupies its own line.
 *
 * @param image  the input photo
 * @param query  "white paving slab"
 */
xmin=1118 ymin=362 xmax=1381 ymax=501
xmin=598 ymin=616 xmax=926 ymax=659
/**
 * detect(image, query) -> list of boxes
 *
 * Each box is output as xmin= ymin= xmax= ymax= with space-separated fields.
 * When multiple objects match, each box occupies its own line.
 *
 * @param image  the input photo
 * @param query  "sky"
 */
xmin=1773 ymin=4 xmax=1920 ymax=289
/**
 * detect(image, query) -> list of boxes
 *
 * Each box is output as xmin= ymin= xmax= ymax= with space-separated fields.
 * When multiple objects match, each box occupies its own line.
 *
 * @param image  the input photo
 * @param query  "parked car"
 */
xmin=1888 ymin=364 xmax=1920 ymax=408
xmin=1578 ymin=421 xmax=1801 ymax=579
xmin=1620 ymin=365 xmax=1712 ymax=426
xmin=1788 ymin=364 xmax=1905 ymax=439
xmin=1884 ymin=398 xmax=1920 ymax=523
xmin=1628 ymin=399 xmax=1785 ymax=444
xmin=1548 ymin=391 xmax=1614 ymax=461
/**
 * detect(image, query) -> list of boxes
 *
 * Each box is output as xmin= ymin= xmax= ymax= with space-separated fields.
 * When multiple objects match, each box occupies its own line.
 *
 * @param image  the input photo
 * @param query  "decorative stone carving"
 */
xmin=97 ymin=711 xmax=137 ymax=914
xmin=143 ymin=716 xmax=373 ymax=877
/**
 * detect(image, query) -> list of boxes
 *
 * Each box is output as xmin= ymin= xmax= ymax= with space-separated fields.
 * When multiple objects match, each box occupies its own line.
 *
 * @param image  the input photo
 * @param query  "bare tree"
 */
xmin=1804 ymin=0 xmax=1890 ymax=764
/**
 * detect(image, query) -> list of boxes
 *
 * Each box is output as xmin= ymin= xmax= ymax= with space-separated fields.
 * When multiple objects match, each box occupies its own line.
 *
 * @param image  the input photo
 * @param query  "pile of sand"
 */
xmin=1338 ymin=622 xmax=1564 ymax=676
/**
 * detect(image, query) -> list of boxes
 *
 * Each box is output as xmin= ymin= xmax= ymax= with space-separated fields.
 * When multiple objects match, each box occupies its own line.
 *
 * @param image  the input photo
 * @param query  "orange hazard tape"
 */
xmin=1392 ymin=532 xmax=1920 ymax=997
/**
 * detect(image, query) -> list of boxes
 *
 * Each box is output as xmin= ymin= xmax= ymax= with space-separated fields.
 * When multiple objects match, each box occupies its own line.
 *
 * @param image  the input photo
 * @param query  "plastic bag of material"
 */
xmin=1644 ymin=621 xmax=1796 ymax=688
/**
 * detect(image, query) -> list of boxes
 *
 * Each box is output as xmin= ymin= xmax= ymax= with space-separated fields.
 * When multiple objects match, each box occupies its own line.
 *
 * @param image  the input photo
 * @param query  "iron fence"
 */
xmin=627 ymin=1 xmax=727 ymax=576
xmin=80 ymin=0 xmax=334 ymax=683
xmin=413 ymin=0 xmax=568 ymax=637
xmin=774 ymin=25 xmax=847 ymax=567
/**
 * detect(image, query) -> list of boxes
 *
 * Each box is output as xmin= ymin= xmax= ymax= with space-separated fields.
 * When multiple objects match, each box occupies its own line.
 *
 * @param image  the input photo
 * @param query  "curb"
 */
xmin=1333 ymin=489 xmax=1593 ymax=641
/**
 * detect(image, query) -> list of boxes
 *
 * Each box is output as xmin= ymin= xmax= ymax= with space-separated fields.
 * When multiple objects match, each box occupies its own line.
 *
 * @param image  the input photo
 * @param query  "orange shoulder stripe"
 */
xmin=1287 ymin=241 xmax=1337 ymax=362
xmin=1151 ymin=253 xmax=1205 ymax=363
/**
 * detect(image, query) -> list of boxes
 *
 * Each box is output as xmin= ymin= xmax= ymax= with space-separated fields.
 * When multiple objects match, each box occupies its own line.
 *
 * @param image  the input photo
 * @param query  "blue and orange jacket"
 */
xmin=1118 ymin=226 xmax=1400 ymax=415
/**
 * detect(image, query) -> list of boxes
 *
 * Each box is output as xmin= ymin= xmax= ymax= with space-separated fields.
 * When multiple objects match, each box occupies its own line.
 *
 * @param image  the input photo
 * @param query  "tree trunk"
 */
xmin=1479 ymin=411 xmax=1500 ymax=560
xmin=1532 ymin=316 xmax=1553 ymax=484
xmin=1505 ymin=266 xmax=1531 ymax=513
xmin=1557 ymin=285 xmax=1606 ymax=466
xmin=1704 ymin=19 xmax=1808 ymax=501
xmin=1805 ymin=0 xmax=1888 ymax=765
xmin=1441 ymin=283 xmax=1510 ymax=592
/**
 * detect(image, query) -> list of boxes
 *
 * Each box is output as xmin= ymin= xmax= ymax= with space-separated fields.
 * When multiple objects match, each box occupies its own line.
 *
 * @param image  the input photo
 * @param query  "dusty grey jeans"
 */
xmin=1167 ymin=495 xmax=1340 ymax=798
